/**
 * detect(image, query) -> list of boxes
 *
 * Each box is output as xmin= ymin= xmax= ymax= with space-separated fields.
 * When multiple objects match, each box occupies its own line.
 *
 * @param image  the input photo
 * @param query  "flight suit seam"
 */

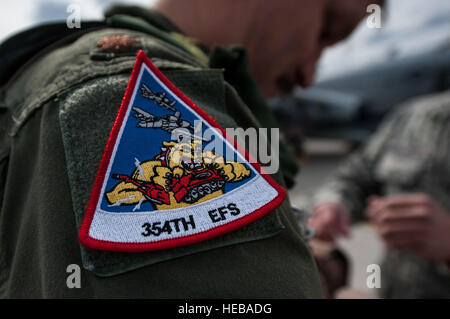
xmin=9 ymin=58 xmax=204 ymax=137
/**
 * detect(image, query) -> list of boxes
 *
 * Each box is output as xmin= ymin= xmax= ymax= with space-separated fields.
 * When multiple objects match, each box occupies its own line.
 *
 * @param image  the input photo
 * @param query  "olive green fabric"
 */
xmin=0 ymin=21 xmax=106 ymax=87
xmin=58 ymin=66 xmax=284 ymax=276
xmin=0 ymin=6 xmax=322 ymax=298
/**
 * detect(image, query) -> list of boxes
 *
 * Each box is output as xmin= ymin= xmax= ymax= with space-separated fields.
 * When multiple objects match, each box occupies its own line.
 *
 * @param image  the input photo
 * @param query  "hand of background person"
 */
xmin=366 ymin=194 xmax=450 ymax=262
xmin=309 ymin=202 xmax=351 ymax=243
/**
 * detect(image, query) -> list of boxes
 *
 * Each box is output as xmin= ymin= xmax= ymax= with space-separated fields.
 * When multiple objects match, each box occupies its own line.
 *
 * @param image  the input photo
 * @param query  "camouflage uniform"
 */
xmin=315 ymin=90 xmax=450 ymax=298
xmin=0 ymin=5 xmax=321 ymax=298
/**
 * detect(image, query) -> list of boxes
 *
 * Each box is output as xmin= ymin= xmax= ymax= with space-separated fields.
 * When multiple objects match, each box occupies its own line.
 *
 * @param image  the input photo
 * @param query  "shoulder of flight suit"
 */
xmin=391 ymin=90 xmax=450 ymax=125
xmin=0 ymin=24 xmax=323 ymax=298
xmin=3 ymin=26 xmax=205 ymax=134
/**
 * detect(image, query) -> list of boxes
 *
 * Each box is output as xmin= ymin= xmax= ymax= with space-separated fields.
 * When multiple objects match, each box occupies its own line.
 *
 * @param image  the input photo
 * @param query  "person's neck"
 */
xmin=154 ymin=0 xmax=256 ymax=50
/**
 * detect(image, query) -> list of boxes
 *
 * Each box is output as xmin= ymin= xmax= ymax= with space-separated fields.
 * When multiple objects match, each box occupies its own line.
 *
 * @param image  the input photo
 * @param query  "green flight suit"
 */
xmin=0 ymin=5 xmax=321 ymax=298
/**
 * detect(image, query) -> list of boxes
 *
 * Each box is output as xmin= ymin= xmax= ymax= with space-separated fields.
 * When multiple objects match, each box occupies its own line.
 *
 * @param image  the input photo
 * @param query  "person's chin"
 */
xmin=258 ymin=81 xmax=278 ymax=98
xmin=260 ymin=77 xmax=294 ymax=98
xmin=274 ymin=77 xmax=296 ymax=96
xmin=297 ymin=63 xmax=316 ymax=88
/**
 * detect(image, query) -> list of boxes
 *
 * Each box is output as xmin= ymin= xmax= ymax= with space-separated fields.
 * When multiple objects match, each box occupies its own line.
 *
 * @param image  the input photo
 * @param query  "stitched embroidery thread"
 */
xmin=79 ymin=50 xmax=285 ymax=252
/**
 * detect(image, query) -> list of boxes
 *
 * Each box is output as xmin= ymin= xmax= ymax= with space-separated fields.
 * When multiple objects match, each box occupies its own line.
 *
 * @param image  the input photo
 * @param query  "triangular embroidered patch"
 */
xmin=79 ymin=50 xmax=285 ymax=252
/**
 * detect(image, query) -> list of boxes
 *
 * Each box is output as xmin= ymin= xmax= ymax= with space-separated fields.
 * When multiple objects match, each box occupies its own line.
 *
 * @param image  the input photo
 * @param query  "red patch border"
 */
xmin=78 ymin=50 xmax=286 ymax=252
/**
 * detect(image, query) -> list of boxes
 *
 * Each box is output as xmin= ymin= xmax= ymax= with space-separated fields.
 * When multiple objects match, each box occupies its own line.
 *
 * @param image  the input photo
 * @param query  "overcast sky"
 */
xmin=316 ymin=0 xmax=450 ymax=80
xmin=1 ymin=0 xmax=449 ymax=81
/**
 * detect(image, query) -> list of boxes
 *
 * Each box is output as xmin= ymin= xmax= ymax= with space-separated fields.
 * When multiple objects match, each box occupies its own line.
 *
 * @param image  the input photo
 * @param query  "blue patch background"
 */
xmin=100 ymin=65 xmax=255 ymax=213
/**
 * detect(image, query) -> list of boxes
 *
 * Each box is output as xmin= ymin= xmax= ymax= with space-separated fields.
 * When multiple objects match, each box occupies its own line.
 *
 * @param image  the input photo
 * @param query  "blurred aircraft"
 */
xmin=270 ymin=48 xmax=450 ymax=152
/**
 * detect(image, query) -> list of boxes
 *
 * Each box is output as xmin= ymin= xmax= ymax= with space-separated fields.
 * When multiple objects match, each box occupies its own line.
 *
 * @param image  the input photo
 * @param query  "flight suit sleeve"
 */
xmin=0 ymin=99 xmax=10 ymax=212
xmin=313 ymin=109 xmax=404 ymax=222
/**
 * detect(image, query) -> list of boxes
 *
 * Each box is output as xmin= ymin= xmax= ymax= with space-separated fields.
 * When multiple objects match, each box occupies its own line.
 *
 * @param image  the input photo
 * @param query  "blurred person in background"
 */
xmin=311 ymin=90 xmax=450 ymax=298
xmin=0 ymin=0 xmax=380 ymax=298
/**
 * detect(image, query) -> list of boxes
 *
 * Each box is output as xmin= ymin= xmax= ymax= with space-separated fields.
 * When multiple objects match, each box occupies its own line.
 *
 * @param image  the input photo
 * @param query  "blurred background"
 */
xmin=273 ymin=0 xmax=450 ymax=297
xmin=2 ymin=0 xmax=449 ymax=297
